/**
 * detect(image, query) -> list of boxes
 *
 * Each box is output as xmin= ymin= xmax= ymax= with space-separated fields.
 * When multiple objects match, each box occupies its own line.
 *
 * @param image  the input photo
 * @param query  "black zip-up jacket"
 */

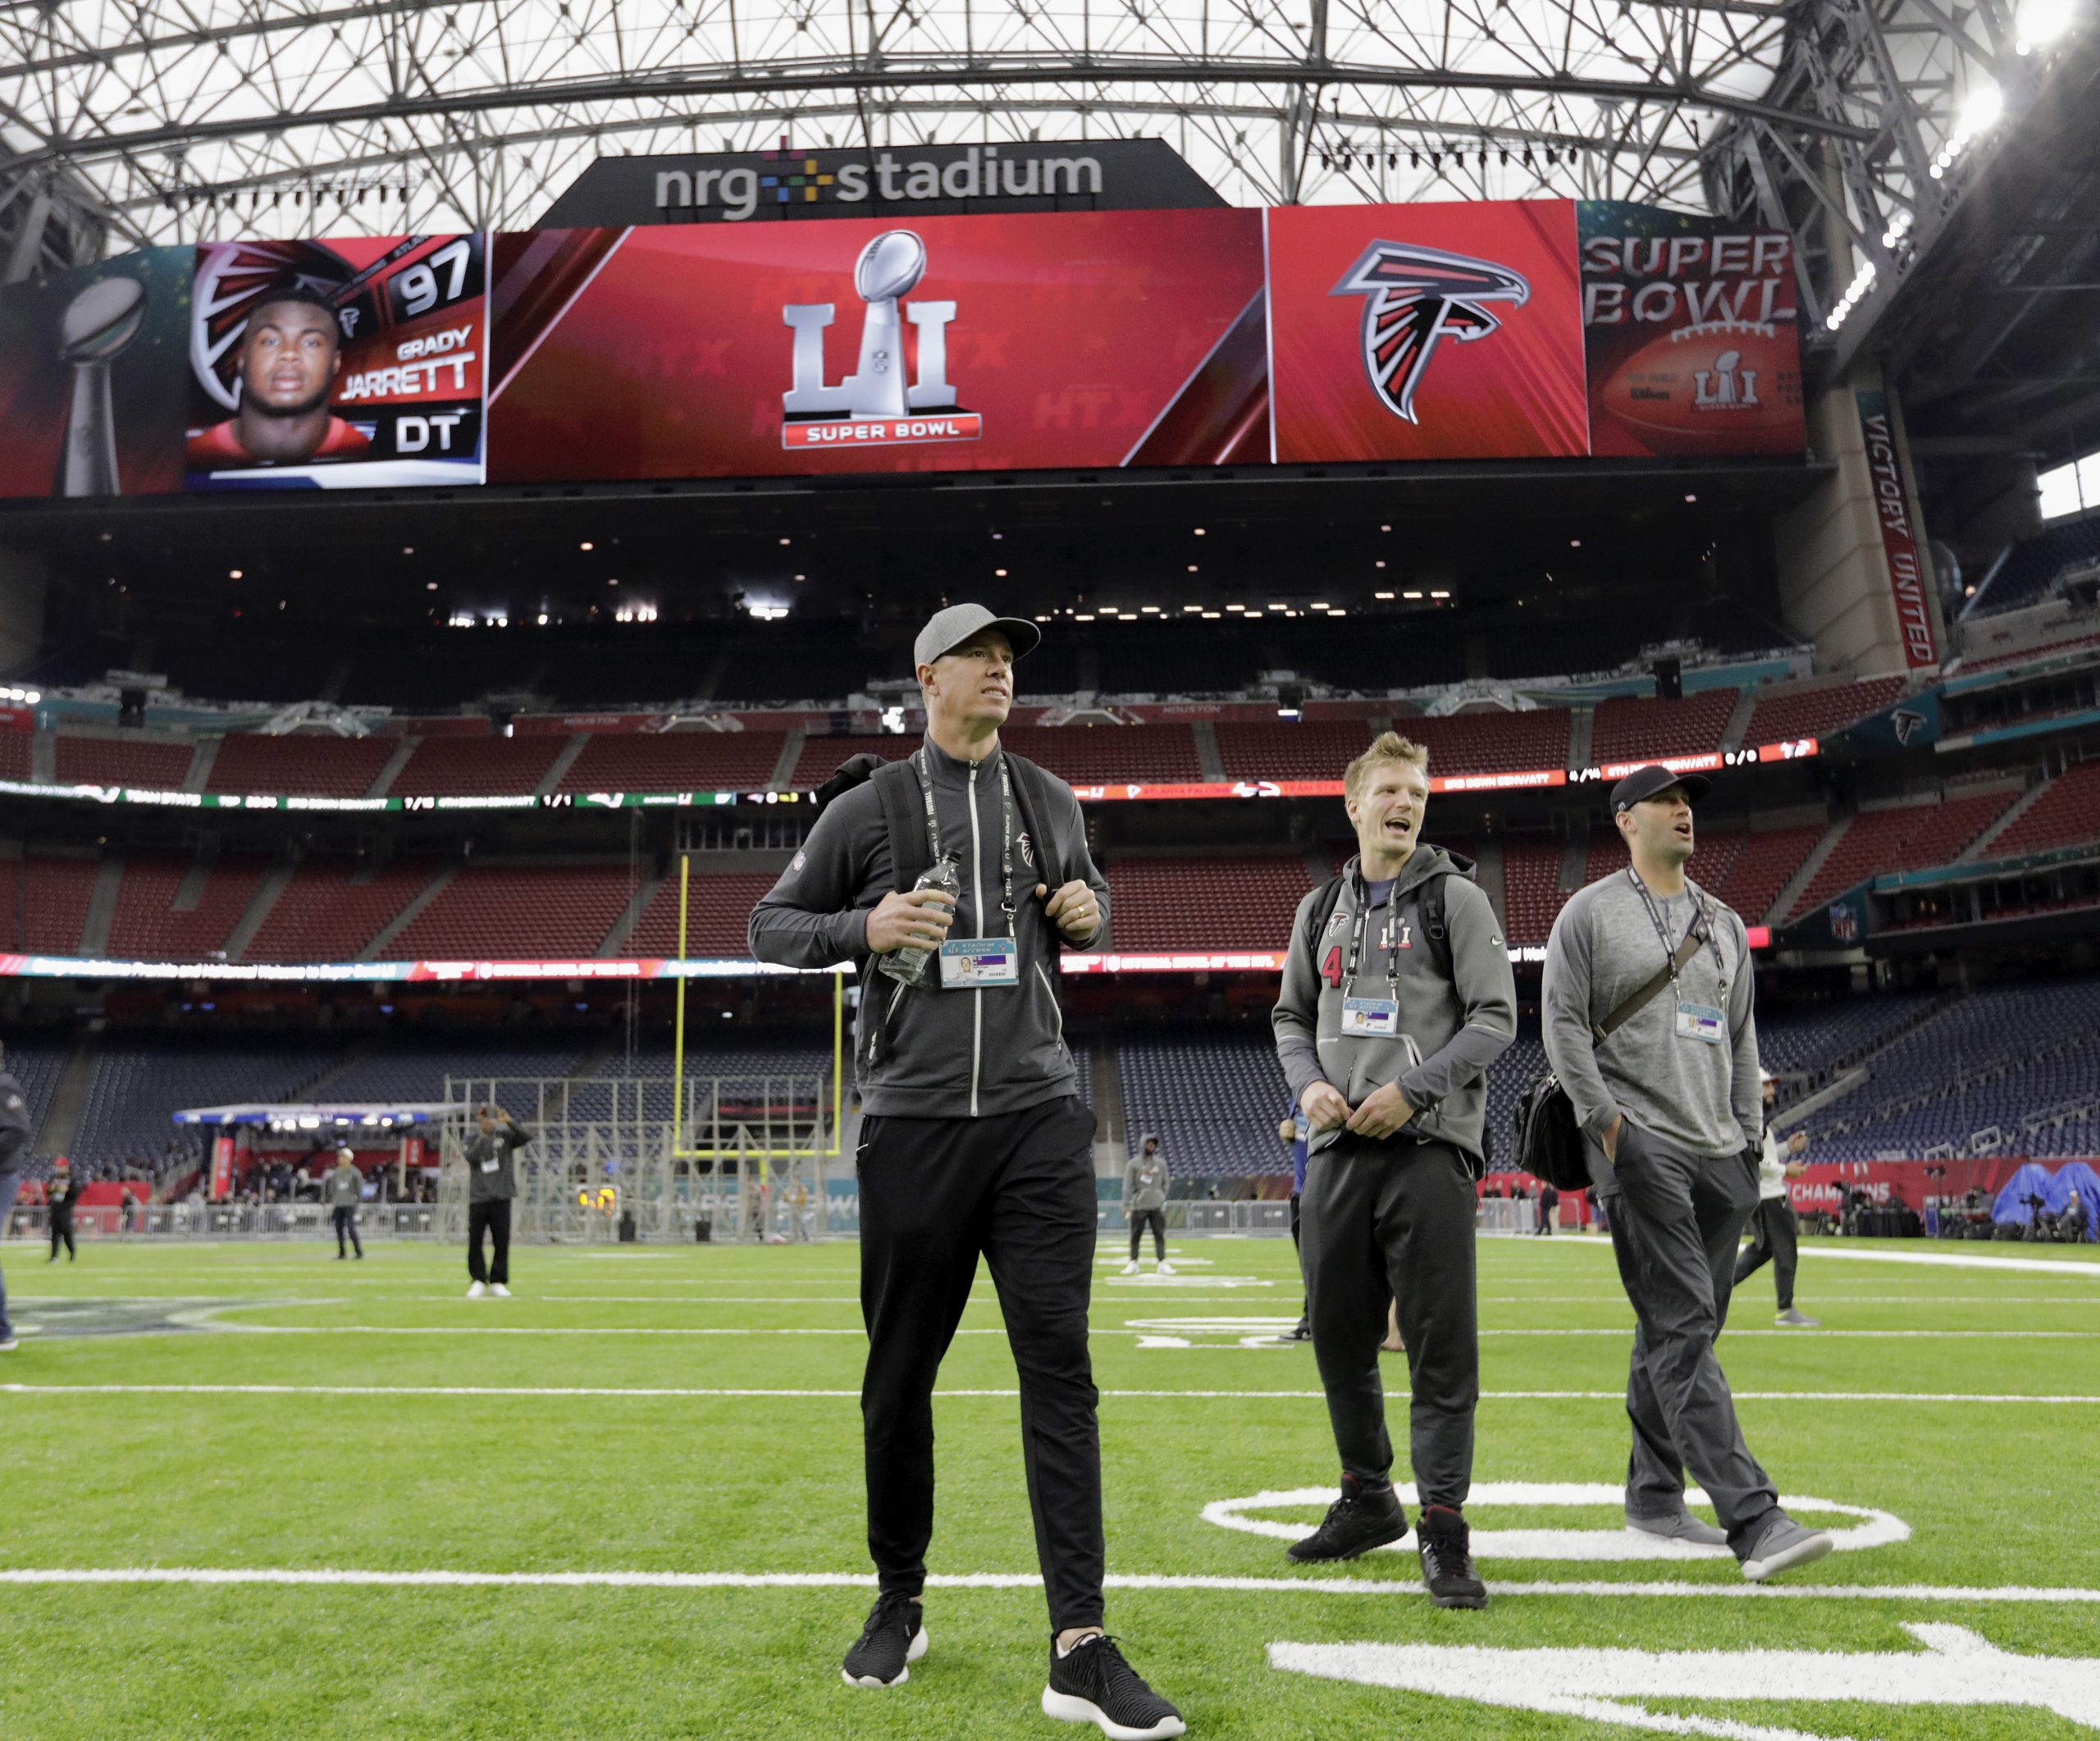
xmin=749 ymin=735 xmax=1108 ymax=1120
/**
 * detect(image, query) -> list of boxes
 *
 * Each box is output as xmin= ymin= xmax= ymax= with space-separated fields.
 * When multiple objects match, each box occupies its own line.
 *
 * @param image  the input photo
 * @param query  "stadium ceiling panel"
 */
xmin=0 ymin=0 xmax=2083 ymax=374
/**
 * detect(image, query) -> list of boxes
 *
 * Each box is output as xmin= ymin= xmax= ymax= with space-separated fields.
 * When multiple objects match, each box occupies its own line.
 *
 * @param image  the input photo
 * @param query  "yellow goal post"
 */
xmin=669 ymin=852 xmax=845 ymax=1160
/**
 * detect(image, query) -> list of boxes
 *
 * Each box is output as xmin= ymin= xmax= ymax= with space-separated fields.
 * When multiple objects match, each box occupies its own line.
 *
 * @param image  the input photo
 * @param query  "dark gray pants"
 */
xmin=1300 ymin=1135 xmax=1478 ymax=1510
xmin=1733 ymin=1198 xmax=1799 ymax=1311
xmin=1129 ymin=1206 xmax=1166 ymax=1263
xmin=1590 ymin=1123 xmax=1779 ymax=1552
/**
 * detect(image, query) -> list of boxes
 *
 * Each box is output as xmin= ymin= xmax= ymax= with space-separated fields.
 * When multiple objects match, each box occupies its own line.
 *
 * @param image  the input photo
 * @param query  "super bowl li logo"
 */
xmin=781 ymin=231 xmax=982 ymax=450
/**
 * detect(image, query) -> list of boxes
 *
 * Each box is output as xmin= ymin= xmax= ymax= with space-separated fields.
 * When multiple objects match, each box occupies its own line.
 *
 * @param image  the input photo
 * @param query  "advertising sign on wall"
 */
xmin=1579 ymin=202 xmax=1803 ymax=458
xmin=1855 ymin=388 xmax=1940 ymax=669
xmin=186 ymin=234 xmax=488 ymax=489
xmin=486 ymin=211 xmax=1268 ymax=479
xmin=0 ymin=195 xmax=1807 ymax=500
xmin=0 ymin=247 xmax=190 ymax=500
xmin=1265 ymin=200 xmax=1589 ymax=462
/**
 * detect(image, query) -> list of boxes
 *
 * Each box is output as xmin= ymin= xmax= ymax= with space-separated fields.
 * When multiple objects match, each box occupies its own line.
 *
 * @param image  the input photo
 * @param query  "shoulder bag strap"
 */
xmin=1591 ymin=929 xmax=1704 ymax=1045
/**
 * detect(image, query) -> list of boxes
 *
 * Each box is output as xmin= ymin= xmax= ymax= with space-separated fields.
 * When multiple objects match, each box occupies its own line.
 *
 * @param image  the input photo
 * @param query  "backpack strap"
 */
xmin=1002 ymin=752 xmax=1067 ymax=896
xmin=868 ymin=757 xmax=929 ymax=894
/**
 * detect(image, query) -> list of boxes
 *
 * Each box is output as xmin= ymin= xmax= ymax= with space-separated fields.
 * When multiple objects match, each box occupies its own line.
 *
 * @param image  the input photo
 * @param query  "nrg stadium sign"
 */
xmin=536 ymin=137 xmax=1227 ymax=226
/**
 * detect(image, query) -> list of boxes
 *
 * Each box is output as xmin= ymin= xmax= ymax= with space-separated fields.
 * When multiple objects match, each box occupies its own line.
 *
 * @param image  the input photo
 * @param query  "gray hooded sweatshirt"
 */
xmin=748 ymin=735 xmax=1108 ymax=1121
xmin=1125 ymin=1140 xmax=1170 ymax=1213
xmin=1271 ymin=844 xmax=1517 ymax=1171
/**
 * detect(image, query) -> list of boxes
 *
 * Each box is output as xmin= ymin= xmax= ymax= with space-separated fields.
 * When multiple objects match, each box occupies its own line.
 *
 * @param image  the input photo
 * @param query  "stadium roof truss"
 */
xmin=0 ymin=0 xmax=2086 ymax=372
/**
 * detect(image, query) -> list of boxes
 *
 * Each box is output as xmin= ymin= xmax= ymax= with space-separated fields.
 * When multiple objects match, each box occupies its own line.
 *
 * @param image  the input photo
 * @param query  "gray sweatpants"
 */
xmin=1588 ymin=1122 xmax=1780 ymax=1555
xmin=1300 ymin=1134 xmax=1478 ymax=1510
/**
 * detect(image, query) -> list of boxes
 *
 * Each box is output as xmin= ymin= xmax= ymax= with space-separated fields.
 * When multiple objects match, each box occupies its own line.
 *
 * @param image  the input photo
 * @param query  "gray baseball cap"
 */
xmin=913 ymin=602 xmax=1041 ymax=672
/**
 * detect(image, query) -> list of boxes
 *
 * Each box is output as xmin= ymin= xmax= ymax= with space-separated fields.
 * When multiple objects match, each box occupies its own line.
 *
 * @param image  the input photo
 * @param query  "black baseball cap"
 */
xmin=1610 ymin=763 xmax=1711 ymax=813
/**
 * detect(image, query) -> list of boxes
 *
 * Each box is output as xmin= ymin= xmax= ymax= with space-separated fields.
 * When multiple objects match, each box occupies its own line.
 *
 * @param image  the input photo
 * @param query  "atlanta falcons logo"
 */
xmin=1331 ymin=241 xmax=1532 ymax=423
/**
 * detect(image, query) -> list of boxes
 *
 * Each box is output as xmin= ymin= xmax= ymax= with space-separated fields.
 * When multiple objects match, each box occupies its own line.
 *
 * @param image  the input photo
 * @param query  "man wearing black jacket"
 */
xmin=461 ymin=1107 xmax=528 ymax=1300
xmin=750 ymin=604 xmax=1182 ymax=1740
xmin=48 ymin=1157 xmax=81 ymax=1263
xmin=0 ymin=1043 xmax=32 ymax=1351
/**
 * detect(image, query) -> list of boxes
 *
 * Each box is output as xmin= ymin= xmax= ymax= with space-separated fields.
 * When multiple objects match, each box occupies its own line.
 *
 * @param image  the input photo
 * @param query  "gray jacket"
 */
xmin=463 ymin=1119 xmax=530 ymax=1202
xmin=1272 ymin=845 xmax=1517 ymax=1170
xmin=325 ymin=1162 xmax=363 ymax=1208
xmin=748 ymin=736 xmax=1108 ymax=1120
xmin=1125 ymin=1142 xmax=1170 ymax=1213
xmin=1541 ymin=869 xmax=1760 ymax=1162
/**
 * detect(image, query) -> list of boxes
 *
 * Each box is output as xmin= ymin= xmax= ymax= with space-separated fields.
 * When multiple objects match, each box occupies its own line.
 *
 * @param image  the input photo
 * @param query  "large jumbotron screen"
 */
xmin=0 ymin=199 xmax=1800 ymax=499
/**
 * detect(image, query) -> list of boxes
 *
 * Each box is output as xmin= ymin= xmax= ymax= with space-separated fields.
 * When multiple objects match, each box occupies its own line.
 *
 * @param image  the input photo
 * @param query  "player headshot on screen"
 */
xmin=186 ymin=286 xmax=372 ymax=468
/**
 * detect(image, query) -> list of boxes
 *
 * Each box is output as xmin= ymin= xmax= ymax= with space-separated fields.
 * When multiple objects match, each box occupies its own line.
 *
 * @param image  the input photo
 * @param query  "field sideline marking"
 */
xmin=0 ymin=1567 xmax=2093 ymax=1604
xmin=1800 ymin=1248 xmax=2100 ymax=1277
xmin=9 ymin=1383 xmax=2099 ymax=1404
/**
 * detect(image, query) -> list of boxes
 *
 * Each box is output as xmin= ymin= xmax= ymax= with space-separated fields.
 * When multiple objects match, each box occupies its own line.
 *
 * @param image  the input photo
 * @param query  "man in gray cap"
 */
xmin=751 ymin=605 xmax=1183 ymax=1739
xmin=1543 ymin=764 xmax=1831 ymax=1583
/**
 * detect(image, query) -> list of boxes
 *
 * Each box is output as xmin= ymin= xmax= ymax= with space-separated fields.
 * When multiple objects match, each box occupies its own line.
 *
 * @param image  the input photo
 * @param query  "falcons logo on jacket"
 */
xmin=1330 ymin=242 xmax=1531 ymax=423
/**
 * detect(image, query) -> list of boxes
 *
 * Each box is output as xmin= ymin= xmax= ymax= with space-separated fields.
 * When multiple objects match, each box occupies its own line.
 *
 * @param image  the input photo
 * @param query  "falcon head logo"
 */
xmin=1331 ymin=241 xmax=1532 ymax=423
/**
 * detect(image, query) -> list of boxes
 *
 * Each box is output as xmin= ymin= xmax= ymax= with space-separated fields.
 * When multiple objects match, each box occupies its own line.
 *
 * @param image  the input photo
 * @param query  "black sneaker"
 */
xmin=841 ymin=1591 xmax=926 ymax=1688
xmin=1041 ymin=1634 xmax=1185 ymax=1739
xmin=1416 ymin=1504 xmax=1487 ymax=1609
xmin=1286 ymin=1473 xmax=1408 ymax=1563
xmin=1285 ymin=1315 xmax=1312 ymax=1342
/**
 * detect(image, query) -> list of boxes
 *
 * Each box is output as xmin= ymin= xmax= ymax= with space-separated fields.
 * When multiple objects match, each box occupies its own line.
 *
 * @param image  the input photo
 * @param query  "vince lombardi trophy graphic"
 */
xmin=847 ymin=230 xmax=925 ymax=420
xmin=57 ymin=276 xmax=146 ymax=498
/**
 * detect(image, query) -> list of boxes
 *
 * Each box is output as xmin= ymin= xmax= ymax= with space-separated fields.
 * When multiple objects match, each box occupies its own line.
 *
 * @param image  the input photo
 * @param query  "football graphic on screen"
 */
xmin=1599 ymin=318 xmax=1801 ymax=445
xmin=59 ymin=276 xmax=146 ymax=363
xmin=854 ymin=230 xmax=927 ymax=304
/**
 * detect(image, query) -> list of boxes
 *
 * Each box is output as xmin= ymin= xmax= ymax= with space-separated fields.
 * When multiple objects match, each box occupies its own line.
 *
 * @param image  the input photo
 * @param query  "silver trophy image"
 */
xmin=58 ymin=276 xmax=146 ymax=497
xmin=846 ymin=229 xmax=925 ymax=420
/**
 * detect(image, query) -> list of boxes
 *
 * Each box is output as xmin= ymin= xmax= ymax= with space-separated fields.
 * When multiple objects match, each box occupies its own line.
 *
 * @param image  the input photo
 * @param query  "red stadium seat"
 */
xmin=54 ymin=733 xmax=195 ymax=788
xmin=208 ymin=733 xmax=398 ymax=797
xmin=244 ymin=861 xmax=437 ymax=963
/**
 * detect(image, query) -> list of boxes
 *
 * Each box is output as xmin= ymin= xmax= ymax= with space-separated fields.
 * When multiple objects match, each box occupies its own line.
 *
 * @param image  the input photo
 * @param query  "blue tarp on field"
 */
xmin=1993 ymin=1160 xmax=2099 ymax=1239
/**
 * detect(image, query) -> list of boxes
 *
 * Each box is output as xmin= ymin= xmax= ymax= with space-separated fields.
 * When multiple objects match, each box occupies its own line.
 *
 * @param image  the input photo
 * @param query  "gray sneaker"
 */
xmin=1774 ymin=1309 xmax=1821 ymax=1327
xmin=1741 ymin=1514 xmax=1834 ymax=1583
xmin=1626 ymin=1509 xmax=1728 ymax=1548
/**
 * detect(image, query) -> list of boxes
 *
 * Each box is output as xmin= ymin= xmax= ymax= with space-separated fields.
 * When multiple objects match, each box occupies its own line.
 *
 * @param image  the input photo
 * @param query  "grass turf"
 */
xmin=0 ymin=1231 xmax=2095 ymax=1739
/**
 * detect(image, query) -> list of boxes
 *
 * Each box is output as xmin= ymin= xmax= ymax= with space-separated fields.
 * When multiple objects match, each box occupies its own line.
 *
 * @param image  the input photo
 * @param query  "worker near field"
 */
xmin=0 ymin=1041 xmax=32 ymax=1351
xmin=1271 ymin=731 xmax=1517 ymax=1610
xmin=326 ymin=1145 xmax=366 ymax=1261
xmin=750 ymin=604 xmax=1183 ymax=1739
xmin=48 ymin=1156 xmax=81 ymax=1263
xmin=1542 ymin=765 xmax=1833 ymax=1582
xmin=1122 ymin=1135 xmax=1175 ymax=1276
xmin=461 ymin=1105 xmax=528 ymax=1300
xmin=1734 ymin=1073 xmax=1815 ymax=1325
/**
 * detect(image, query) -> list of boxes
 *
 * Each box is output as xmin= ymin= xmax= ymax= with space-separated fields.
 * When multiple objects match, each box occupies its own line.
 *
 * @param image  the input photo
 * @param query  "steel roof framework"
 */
xmin=0 ymin=0 xmax=2085 ymax=370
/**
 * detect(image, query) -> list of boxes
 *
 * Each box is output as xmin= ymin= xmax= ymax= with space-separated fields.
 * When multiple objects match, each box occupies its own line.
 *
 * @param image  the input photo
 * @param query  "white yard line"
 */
xmin=9 ymin=1383 xmax=2099 ymax=1404
xmin=1800 ymin=1248 xmax=2100 ymax=1277
xmin=0 ymin=1566 xmax=2092 ymax=1604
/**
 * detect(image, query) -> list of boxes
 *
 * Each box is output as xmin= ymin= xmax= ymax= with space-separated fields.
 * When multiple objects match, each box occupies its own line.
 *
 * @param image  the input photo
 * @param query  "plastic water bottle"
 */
xmin=878 ymin=853 xmax=961 ymax=988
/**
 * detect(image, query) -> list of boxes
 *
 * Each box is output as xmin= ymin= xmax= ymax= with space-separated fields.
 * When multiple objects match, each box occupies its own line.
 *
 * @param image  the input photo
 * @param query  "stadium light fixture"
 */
xmin=1188 ymin=564 xmax=1199 ymax=573
xmin=1193 ymin=527 xmax=1206 ymax=536
xmin=2017 ymin=0 xmax=2075 ymax=48
xmin=995 ymin=567 xmax=1008 ymax=576
xmin=1375 ymin=560 xmax=1388 ymax=569
xmin=1374 ymin=591 xmax=1395 ymax=601
xmin=1404 ymin=590 xmax=1424 ymax=599
xmin=579 ymin=541 xmax=594 ymax=551
xmin=1430 ymin=590 xmax=1452 ymax=599
xmin=1570 ymin=537 xmax=1582 ymax=547
xmin=229 ymin=568 xmax=242 ymax=578
xmin=1074 ymin=613 xmax=1095 ymax=621
xmin=1201 ymin=611 xmax=1222 ymax=619
xmin=1311 ymin=601 xmax=1330 ymax=609
xmin=1142 ymin=605 xmax=1162 ymax=613
xmin=1684 ymin=493 xmax=1698 ymax=503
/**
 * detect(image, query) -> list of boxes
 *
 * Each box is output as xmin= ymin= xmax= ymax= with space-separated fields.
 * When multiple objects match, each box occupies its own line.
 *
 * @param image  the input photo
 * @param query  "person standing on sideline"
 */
xmin=1121 ymin=1136 xmax=1175 ymax=1276
xmin=1735 ymin=1073 xmax=1816 ymax=1326
xmin=751 ymin=604 xmax=1182 ymax=1739
xmin=462 ymin=1106 xmax=528 ymax=1300
xmin=1543 ymin=765 xmax=1833 ymax=1582
xmin=1536 ymin=1180 xmax=1559 ymax=1236
xmin=326 ymin=1145 xmax=366 ymax=1261
xmin=1281 ymin=1105 xmax=1312 ymax=1341
xmin=0 ymin=1042 xmax=33 ymax=1351
xmin=1272 ymin=732 xmax=1517 ymax=1610
xmin=48 ymin=1157 xmax=80 ymax=1263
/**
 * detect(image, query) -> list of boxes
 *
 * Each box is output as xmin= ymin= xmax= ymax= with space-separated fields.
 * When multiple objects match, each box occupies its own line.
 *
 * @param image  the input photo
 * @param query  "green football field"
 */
xmin=0 ymin=1230 xmax=2096 ymax=1739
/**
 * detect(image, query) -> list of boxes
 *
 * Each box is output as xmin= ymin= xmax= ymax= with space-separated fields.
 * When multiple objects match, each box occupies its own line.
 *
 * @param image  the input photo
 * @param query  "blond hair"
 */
xmin=1344 ymin=731 xmax=1431 ymax=802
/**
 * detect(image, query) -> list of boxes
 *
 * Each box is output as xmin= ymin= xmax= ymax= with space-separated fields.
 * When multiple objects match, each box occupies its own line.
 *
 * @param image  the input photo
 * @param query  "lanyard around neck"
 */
xmin=1626 ymin=867 xmax=1725 ymax=991
xmin=914 ymin=747 xmax=1016 ymax=940
xmin=1342 ymin=864 xmax=1401 ymax=1002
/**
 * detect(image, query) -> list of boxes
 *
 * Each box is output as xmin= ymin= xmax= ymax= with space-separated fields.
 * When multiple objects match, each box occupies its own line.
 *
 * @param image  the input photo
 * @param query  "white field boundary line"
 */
xmin=0 ymin=1567 xmax=2093 ymax=1604
xmin=1800 ymin=1248 xmax=2100 ymax=1277
xmin=10 ymin=1383 xmax=2100 ymax=1405
xmin=161 ymin=1320 xmax=2100 ymax=1338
